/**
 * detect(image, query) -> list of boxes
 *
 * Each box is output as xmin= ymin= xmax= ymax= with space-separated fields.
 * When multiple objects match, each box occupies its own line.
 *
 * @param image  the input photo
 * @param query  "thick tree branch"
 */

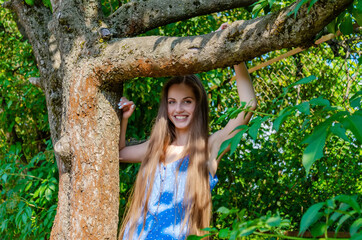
xmin=107 ymin=0 xmax=257 ymax=37
xmin=96 ymin=0 xmax=353 ymax=83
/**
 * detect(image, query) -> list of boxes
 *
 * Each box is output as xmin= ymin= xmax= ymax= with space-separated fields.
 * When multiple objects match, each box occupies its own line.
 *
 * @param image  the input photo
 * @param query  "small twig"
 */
xmin=108 ymin=0 xmax=114 ymax=14
xmin=20 ymin=198 xmax=46 ymax=210
xmin=343 ymin=46 xmax=352 ymax=112
xmin=254 ymin=231 xmax=350 ymax=240
xmin=5 ymin=172 xmax=45 ymax=181
xmin=247 ymin=109 xmax=274 ymax=117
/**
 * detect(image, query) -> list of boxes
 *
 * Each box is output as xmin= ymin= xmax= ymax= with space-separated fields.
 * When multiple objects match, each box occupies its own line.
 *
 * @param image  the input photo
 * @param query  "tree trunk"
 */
xmin=51 ymin=71 xmax=122 ymax=239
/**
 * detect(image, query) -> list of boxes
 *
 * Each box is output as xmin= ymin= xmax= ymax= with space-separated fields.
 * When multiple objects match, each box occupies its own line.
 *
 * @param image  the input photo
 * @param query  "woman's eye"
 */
xmin=168 ymin=101 xmax=175 ymax=104
xmin=184 ymin=100 xmax=192 ymax=104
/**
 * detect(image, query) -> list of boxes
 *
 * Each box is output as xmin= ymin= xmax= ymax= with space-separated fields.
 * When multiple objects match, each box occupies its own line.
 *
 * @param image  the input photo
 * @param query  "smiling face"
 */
xmin=167 ymin=83 xmax=196 ymax=134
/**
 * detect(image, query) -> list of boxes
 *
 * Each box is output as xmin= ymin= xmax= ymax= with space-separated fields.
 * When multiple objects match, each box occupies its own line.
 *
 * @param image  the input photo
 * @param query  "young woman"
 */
xmin=118 ymin=24 xmax=256 ymax=240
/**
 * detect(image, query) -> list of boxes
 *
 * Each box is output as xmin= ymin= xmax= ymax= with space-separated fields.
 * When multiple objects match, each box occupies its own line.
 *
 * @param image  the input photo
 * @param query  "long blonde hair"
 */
xmin=119 ymin=75 xmax=211 ymax=239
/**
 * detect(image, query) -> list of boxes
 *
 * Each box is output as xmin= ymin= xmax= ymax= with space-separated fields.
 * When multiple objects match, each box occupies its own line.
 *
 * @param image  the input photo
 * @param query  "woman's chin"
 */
xmin=174 ymin=124 xmax=191 ymax=132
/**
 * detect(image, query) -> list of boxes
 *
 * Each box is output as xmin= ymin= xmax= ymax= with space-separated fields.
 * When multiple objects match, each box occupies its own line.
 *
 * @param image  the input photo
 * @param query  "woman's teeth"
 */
xmin=175 ymin=116 xmax=187 ymax=119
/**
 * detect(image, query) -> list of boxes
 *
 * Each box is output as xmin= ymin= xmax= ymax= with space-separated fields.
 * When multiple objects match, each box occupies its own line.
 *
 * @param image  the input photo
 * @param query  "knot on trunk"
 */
xmin=99 ymin=27 xmax=112 ymax=40
xmin=29 ymin=77 xmax=44 ymax=89
xmin=54 ymin=135 xmax=72 ymax=169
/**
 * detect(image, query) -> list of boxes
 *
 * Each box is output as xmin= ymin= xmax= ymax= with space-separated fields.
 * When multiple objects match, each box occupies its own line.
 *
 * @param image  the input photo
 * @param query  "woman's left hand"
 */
xmin=215 ymin=23 xmax=229 ymax=32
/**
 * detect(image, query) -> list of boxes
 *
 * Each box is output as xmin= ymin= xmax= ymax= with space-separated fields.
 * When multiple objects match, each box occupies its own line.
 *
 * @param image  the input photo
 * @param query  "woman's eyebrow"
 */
xmin=167 ymin=97 xmax=194 ymax=100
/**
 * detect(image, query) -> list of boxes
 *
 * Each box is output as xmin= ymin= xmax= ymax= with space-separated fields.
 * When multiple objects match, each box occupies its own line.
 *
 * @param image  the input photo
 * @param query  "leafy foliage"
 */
xmin=299 ymin=195 xmax=362 ymax=238
xmin=251 ymin=0 xmax=361 ymax=37
xmin=1 ymin=2 xmax=57 ymax=239
xmin=0 ymin=141 xmax=58 ymax=239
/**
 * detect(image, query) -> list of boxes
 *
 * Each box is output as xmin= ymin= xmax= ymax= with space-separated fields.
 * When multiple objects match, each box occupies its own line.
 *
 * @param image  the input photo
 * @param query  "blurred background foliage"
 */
xmin=1 ymin=0 xmax=361 ymax=239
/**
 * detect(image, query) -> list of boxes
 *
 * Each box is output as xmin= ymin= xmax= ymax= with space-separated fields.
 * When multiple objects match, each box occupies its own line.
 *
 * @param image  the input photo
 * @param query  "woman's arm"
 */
xmin=118 ymin=97 xmax=149 ymax=163
xmin=208 ymin=62 xmax=257 ymax=175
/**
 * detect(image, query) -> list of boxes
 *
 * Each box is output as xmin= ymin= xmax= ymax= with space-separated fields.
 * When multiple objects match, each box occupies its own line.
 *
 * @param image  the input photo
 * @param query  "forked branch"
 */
xmin=96 ymin=0 xmax=353 ymax=83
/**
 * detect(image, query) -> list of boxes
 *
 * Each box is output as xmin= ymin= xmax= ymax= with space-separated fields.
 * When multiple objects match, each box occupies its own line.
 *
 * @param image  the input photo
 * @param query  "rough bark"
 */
xmin=3 ymin=0 xmax=353 ymax=239
xmin=107 ymin=0 xmax=258 ymax=37
xmin=96 ymin=0 xmax=353 ymax=84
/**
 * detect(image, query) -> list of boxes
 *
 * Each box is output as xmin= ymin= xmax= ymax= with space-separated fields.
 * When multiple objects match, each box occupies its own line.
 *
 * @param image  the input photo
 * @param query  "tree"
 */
xmin=2 ymin=0 xmax=355 ymax=239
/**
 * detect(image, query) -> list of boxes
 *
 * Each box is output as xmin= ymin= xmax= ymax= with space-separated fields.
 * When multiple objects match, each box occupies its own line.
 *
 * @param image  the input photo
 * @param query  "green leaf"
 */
xmin=187 ymin=235 xmax=204 ymax=240
xmin=230 ymin=108 xmax=242 ymax=119
xmin=216 ymin=114 xmax=227 ymax=124
xmin=351 ymin=232 xmax=362 ymax=240
xmin=349 ymin=91 xmax=362 ymax=108
xmin=219 ymin=228 xmax=229 ymax=238
xmin=229 ymin=230 xmax=237 ymax=240
xmin=309 ymin=96 xmax=330 ymax=107
xmin=330 ymin=123 xmax=349 ymax=142
xmin=22 ymin=212 xmax=28 ymax=224
xmin=217 ymin=138 xmax=231 ymax=158
xmin=357 ymin=0 xmax=362 ymax=13
xmin=341 ymin=111 xmax=362 ymax=143
xmin=217 ymin=207 xmax=230 ymax=215
xmin=25 ymin=206 xmax=32 ymax=218
xmin=273 ymin=108 xmax=293 ymax=132
xmin=353 ymin=8 xmax=362 ymax=26
xmin=350 ymin=97 xmax=361 ymax=108
xmin=334 ymin=195 xmax=361 ymax=214
xmin=268 ymin=0 xmax=276 ymax=8
xmin=291 ymin=75 xmax=317 ymax=87
xmin=42 ymin=0 xmax=53 ymax=11
xmin=302 ymin=128 xmax=327 ymax=175
xmin=1 ymin=173 xmax=7 ymax=183
xmin=24 ymin=182 xmax=33 ymax=192
xmin=340 ymin=15 xmax=354 ymax=35
xmin=288 ymin=0 xmax=309 ymax=17
xmin=296 ymin=102 xmax=310 ymax=115
xmin=48 ymin=183 xmax=56 ymax=191
xmin=330 ymin=203 xmax=351 ymax=224
xmin=248 ymin=117 xmax=262 ymax=140
xmin=311 ymin=222 xmax=327 ymax=237
xmin=308 ymin=0 xmax=318 ymax=12
xmin=232 ymin=125 xmax=248 ymax=133
xmin=45 ymin=188 xmax=52 ymax=201
xmin=7 ymin=100 xmax=14 ymax=109
xmin=299 ymin=202 xmax=325 ymax=235
xmin=25 ymin=0 xmax=35 ymax=6
xmin=266 ymin=216 xmax=282 ymax=227
xmin=239 ymin=226 xmax=257 ymax=236
xmin=301 ymin=122 xmax=329 ymax=175
xmin=252 ymin=2 xmax=266 ymax=17
xmin=202 ymin=227 xmax=218 ymax=232
xmin=336 ymin=210 xmax=357 ymax=233
xmin=350 ymin=218 xmax=362 ymax=236
xmin=33 ymin=187 xmax=41 ymax=198
xmin=327 ymin=19 xmax=337 ymax=34
xmin=230 ymin=131 xmax=244 ymax=155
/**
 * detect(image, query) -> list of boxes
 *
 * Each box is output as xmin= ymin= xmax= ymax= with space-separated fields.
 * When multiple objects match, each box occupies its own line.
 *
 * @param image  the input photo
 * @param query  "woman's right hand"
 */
xmin=118 ymin=97 xmax=135 ymax=119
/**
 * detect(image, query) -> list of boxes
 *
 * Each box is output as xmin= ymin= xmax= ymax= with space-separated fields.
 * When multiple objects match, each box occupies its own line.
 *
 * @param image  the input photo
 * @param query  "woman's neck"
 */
xmin=173 ymin=130 xmax=189 ymax=146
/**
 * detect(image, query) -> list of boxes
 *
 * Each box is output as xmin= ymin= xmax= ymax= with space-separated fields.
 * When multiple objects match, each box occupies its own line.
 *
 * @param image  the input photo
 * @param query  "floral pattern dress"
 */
xmin=123 ymin=156 xmax=218 ymax=240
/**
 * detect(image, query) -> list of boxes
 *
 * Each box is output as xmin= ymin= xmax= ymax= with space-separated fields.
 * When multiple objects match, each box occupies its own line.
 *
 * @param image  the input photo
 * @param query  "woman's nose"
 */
xmin=175 ymin=103 xmax=184 ymax=112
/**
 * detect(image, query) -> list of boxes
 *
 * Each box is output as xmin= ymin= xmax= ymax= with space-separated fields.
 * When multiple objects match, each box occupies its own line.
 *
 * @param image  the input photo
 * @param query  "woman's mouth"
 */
xmin=175 ymin=115 xmax=188 ymax=120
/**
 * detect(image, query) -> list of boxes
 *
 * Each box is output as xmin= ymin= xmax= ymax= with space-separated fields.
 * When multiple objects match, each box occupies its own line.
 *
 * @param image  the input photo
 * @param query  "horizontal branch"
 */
xmin=107 ymin=0 xmax=257 ymax=37
xmin=95 ymin=0 xmax=353 ymax=84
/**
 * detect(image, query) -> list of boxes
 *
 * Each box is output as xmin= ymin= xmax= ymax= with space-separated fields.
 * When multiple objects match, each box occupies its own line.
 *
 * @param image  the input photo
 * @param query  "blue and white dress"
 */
xmin=123 ymin=156 xmax=218 ymax=240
